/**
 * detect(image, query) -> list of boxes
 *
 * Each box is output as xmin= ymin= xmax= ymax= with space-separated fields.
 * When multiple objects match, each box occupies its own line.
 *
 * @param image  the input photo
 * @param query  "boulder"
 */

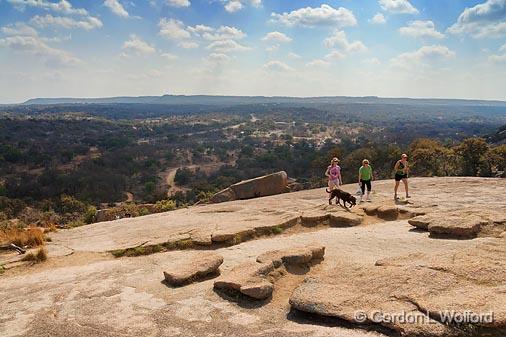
xmin=210 ymin=171 xmax=288 ymax=203
xmin=209 ymin=188 xmax=236 ymax=203
xmin=163 ymin=252 xmax=223 ymax=286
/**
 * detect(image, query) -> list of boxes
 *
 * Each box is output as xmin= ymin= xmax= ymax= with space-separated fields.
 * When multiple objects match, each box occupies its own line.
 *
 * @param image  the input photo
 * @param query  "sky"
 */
xmin=0 ymin=0 xmax=505 ymax=103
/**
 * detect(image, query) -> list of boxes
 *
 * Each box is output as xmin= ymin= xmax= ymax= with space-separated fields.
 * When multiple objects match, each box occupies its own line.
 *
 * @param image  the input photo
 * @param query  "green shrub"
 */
xmin=272 ymin=226 xmax=284 ymax=234
xmin=139 ymin=207 xmax=150 ymax=216
xmin=83 ymin=206 xmax=97 ymax=224
xmin=155 ymin=199 xmax=176 ymax=212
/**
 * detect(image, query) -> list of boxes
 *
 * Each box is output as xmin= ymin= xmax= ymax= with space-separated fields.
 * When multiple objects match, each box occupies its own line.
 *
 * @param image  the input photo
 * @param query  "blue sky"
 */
xmin=0 ymin=0 xmax=505 ymax=103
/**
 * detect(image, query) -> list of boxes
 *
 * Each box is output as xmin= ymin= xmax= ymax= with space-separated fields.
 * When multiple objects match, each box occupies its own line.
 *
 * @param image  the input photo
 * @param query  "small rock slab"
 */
xmin=163 ymin=252 xmax=223 ymax=286
xmin=215 ymin=245 xmax=325 ymax=300
xmin=408 ymin=210 xmax=506 ymax=239
xmin=214 ymin=261 xmax=275 ymax=299
xmin=329 ymin=213 xmax=363 ymax=227
xmin=376 ymin=205 xmax=399 ymax=220
xmin=256 ymin=245 xmax=325 ymax=267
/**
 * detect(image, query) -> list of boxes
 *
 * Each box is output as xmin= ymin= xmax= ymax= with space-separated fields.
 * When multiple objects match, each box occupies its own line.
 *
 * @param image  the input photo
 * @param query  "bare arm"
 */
xmin=325 ymin=167 xmax=330 ymax=177
xmin=394 ymin=161 xmax=400 ymax=172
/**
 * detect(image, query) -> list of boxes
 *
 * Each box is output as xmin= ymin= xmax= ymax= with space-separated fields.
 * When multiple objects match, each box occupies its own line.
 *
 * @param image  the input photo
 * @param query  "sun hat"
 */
xmin=331 ymin=157 xmax=340 ymax=163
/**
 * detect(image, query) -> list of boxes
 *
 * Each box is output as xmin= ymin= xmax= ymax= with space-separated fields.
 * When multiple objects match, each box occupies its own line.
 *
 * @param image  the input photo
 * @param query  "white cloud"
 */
xmin=205 ymin=53 xmax=231 ymax=64
xmin=391 ymin=45 xmax=456 ymax=68
xmin=271 ymin=4 xmax=357 ymax=28
xmin=161 ymin=52 xmax=178 ymax=60
xmin=179 ymin=41 xmax=199 ymax=49
xmin=364 ymin=57 xmax=381 ymax=65
xmin=1 ymin=22 xmax=38 ymax=36
xmin=265 ymin=44 xmax=279 ymax=52
xmin=379 ymin=0 xmax=419 ymax=14
xmin=222 ymin=0 xmax=260 ymax=13
xmin=288 ymin=52 xmax=301 ymax=59
xmin=104 ymin=0 xmax=129 ymax=18
xmin=122 ymin=34 xmax=155 ymax=54
xmin=7 ymin=0 xmax=88 ymax=16
xmin=324 ymin=30 xmax=367 ymax=53
xmin=166 ymin=0 xmax=191 ymax=7
xmin=371 ymin=13 xmax=386 ymax=24
xmin=448 ymin=0 xmax=506 ymax=38
xmin=489 ymin=43 xmax=506 ymax=62
xmin=225 ymin=1 xmax=242 ymax=13
xmin=158 ymin=18 xmax=191 ymax=40
xmin=202 ymin=26 xmax=246 ymax=41
xmin=206 ymin=39 xmax=251 ymax=52
xmin=400 ymin=20 xmax=445 ymax=39
xmin=263 ymin=60 xmax=294 ymax=72
xmin=489 ymin=54 xmax=506 ymax=62
xmin=0 ymin=35 xmax=80 ymax=67
xmin=188 ymin=24 xmax=214 ymax=34
xmin=324 ymin=50 xmax=345 ymax=61
xmin=30 ymin=14 xmax=103 ymax=30
xmin=306 ymin=59 xmax=331 ymax=68
xmin=262 ymin=31 xmax=292 ymax=43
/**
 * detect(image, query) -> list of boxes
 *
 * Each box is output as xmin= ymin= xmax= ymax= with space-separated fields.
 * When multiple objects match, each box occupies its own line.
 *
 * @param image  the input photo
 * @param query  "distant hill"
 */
xmin=22 ymin=95 xmax=506 ymax=107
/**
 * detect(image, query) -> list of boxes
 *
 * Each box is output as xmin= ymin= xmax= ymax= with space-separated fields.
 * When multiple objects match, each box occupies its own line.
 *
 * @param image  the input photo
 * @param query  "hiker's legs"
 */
xmin=394 ymin=180 xmax=400 ymax=198
xmin=365 ymin=180 xmax=372 ymax=200
xmin=403 ymin=178 xmax=409 ymax=197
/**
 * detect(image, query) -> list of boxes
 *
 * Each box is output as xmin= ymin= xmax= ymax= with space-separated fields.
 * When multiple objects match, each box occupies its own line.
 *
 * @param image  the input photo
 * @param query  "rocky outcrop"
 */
xmin=163 ymin=252 xmax=224 ymax=286
xmin=210 ymin=171 xmax=289 ymax=203
xmin=408 ymin=210 xmax=506 ymax=238
xmin=290 ymin=237 xmax=506 ymax=337
xmin=214 ymin=245 xmax=325 ymax=300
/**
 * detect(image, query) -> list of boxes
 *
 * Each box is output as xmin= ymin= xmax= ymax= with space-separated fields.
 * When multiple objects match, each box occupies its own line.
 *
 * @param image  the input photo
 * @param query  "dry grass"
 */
xmin=0 ymin=227 xmax=45 ymax=248
xmin=22 ymin=247 xmax=48 ymax=263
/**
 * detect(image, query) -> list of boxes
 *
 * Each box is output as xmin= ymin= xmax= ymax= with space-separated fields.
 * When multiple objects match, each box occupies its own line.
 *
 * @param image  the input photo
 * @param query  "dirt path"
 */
xmin=162 ymin=162 xmax=225 ymax=196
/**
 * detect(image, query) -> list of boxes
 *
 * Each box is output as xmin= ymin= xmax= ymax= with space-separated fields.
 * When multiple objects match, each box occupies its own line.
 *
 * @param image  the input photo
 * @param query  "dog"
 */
xmin=326 ymin=188 xmax=357 ymax=208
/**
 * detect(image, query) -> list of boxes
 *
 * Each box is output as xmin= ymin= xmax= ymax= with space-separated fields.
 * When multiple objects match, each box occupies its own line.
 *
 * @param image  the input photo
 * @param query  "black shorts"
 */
xmin=395 ymin=173 xmax=408 ymax=181
xmin=360 ymin=179 xmax=371 ymax=192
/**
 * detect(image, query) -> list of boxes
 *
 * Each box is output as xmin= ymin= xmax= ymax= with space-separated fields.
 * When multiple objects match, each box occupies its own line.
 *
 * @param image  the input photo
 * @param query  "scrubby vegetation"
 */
xmin=21 ymin=247 xmax=47 ymax=263
xmin=0 ymin=102 xmax=504 ymax=230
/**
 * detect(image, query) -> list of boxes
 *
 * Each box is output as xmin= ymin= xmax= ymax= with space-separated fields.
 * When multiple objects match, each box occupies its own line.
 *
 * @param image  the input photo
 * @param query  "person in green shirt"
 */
xmin=358 ymin=159 xmax=373 ymax=202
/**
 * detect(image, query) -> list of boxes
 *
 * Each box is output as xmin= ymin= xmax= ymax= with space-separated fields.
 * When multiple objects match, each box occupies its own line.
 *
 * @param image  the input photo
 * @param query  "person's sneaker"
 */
xmin=406 ymin=195 xmax=411 ymax=199
xmin=366 ymin=198 xmax=372 ymax=202
xmin=394 ymin=195 xmax=399 ymax=200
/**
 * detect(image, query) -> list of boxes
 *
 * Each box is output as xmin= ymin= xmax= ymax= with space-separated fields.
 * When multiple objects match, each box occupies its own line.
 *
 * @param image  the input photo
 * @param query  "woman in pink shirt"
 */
xmin=325 ymin=157 xmax=342 ymax=192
